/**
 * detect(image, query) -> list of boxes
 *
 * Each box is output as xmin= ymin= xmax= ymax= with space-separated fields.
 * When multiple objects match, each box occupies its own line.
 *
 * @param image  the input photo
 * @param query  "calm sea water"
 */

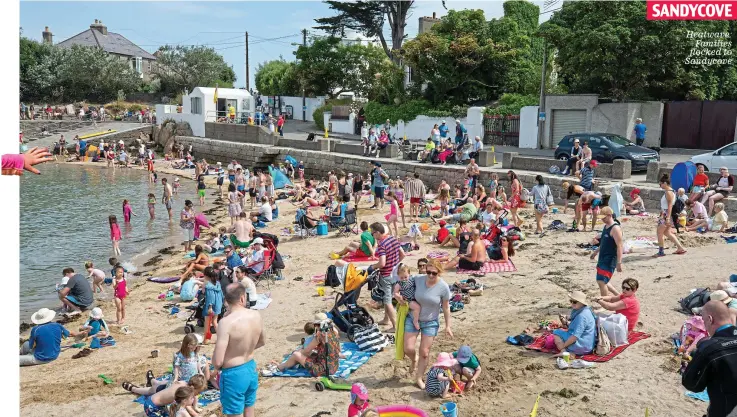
xmin=19 ymin=164 xmax=188 ymax=318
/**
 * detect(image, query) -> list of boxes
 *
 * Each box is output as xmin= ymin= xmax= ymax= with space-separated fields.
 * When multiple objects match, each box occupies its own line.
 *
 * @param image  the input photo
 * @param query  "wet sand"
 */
xmin=19 ymin=160 xmax=736 ymax=417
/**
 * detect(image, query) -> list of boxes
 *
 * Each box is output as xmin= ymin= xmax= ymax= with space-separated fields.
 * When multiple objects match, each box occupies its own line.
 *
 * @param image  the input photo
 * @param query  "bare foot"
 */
xmin=415 ymin=378 xmax=425 ymax=390
xmin=466 ymin=380 xmax=476 ymax=390
xmin=377 ymin=320 xmax=390 ymax=326
xmin=384 ymin=327 xmax=396 ymax=334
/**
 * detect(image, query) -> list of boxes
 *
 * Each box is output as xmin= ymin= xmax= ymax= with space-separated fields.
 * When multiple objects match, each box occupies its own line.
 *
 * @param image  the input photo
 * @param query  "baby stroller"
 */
xmin=483 ymin=209 xmax=508 ymax=246
xmin=184 ymin=290 xmax=225 ymax=334
xmin=326 ymin=263 xmax=379 ymax=341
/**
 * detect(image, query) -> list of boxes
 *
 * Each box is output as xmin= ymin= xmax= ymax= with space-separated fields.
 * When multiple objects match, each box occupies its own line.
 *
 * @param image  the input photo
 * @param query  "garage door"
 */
xmin=552 ymin=110 xmax=587 ymax=145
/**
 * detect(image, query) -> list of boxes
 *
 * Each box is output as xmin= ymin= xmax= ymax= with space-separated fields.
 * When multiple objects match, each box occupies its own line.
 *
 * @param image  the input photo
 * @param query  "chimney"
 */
xmin=42 ymin=26 xmax=53 ymax=45
xmin=90 ymin=19 xmax=108 ymax=35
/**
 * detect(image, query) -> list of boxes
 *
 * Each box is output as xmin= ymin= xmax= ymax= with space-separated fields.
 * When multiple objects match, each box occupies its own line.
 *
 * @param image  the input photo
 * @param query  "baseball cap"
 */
xmin=351 ymin=383 xmax=369 ymax=400
xmin=456 ymin=345 xmax=473 ymax=363
xmin=252 ymin=237 xmax=264 ymax=245
xmin=438 ymin=220 xmax=447 ymax=227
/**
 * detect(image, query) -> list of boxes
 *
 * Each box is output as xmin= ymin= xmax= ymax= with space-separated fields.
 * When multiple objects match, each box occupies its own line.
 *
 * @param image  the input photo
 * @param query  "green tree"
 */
xmin=542 ymin=1 xmax=737 ymax=100
xmin=314 ymin=0 xmax=414 ymax=63
xmin=255 ymin=59 xmax=301 ymax=96
xmin=20 ymin=37 xmax=52 ymax=101
xmin=153 ymin=45 xmax=237 ymax=95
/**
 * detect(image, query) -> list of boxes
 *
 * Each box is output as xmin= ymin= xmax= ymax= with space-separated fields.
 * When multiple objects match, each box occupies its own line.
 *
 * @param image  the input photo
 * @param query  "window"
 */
xmin=602 ymin=134 xmax=633 ymax=148
xmin=191 ymin=97 xmax=202 ymax=115
xmin=133 ymin=57 xmax=143 ymax=73
xmin=720 ymin=143 xmax=737 ymax=156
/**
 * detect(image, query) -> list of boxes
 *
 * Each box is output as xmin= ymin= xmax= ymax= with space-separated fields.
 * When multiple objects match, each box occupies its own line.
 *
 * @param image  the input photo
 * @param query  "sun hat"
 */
xmin=574 ymin=138 xmax=580 ymax=143
xmin=314 ymin=312 xmax=329 ymax=323
xmin=31 ymin=308 xmax=56 ymax=325
xmin=351 ymin=383 xmax=369 ymax=401
xmin=568 ymin=290 xmax=589 ymax=306
xmin=118 ymin=140 xmax=124 ymax=144
xmin=217 ymin=162 xmax=222 ymax=166
xmin=441 ymin=120 xmax=446 ymax=124
xmin=252 ymin=237 xmax=264 ymax=245
xmin=194 ymin=333 xmax=204 ymax=344
xmin=710 ymin=290 xmax=734 ymax=305
xmin=90 ymin=307 xmax=104 ymax=320
xmin=455 ymin=119 xmax=460 ymax=123
xmin=456 ymin=345 xmax=473 ymax=363
xmin=589 ymin=160 xmax=599 ymax=168
xmin=432 ymin=352 xmax=457 ymax=368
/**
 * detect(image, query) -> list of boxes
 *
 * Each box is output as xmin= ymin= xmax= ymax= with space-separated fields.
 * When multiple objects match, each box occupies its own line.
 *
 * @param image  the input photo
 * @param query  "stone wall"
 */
xmin=501 ymin=152 xmax=631 ymax=179
xmin=96 ymin=125 xmax=155 ymax=145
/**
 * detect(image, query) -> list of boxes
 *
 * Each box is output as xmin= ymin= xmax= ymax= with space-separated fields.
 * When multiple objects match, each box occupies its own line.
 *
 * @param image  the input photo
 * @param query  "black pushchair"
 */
xmin=326 ymin=264 xmax=379 ymax=341
xmin=184 ymin=290 xmax=225 ymax=334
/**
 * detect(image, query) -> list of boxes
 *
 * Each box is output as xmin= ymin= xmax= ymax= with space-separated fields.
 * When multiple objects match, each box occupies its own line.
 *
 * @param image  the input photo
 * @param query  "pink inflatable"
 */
xmin=375 ymin=405 xmax=429 ymax=417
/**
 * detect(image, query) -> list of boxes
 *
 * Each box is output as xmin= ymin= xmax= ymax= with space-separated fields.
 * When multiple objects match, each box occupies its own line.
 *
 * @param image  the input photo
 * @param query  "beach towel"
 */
xmin=193 ymin=213 xmax=210 ymax=240
xmin=184 ymin=249 xmax=224 ymax=259
xmin=456 ymin=260 xmax=516 ymax=274
xmin=525 ymin=331 xmax=650 ymax=362
xmin=624 ymin=237 xmax=658 ymax=254
xmin=685 ymin=389 xmax=710 ymax=402
xmin=134 ymin=373 xmax=220 ymax=409
xmin=427 ymin=251 xmax=450 ymax=259
xmin=343 ymin=252 xmax=378 ymax=263
xmin=395 ymin=303 xmax=409 ymax=360
xmin=721 ymin=235 xmax=737 ymax=244
xmin=252 ymin=293 xmax=272 ymax=310
xmin=270 ymin=342 xmax=377 ymax=378
xmin=147 ymin=276 xmax=180 ymax=284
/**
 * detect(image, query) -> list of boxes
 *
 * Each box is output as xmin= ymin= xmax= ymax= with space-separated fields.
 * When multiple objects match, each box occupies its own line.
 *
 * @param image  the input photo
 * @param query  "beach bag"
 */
xmin=520 ymin=187 xmax=531 ymax=202
xmin=601 ymin=314 xmax=629 ymax=346
xmin=325 ymin=265 xmax=341 ymax=288
xmin=353 ymin=324 xmax=389 ymax=352
xmin=549 ymin=165 xmax=561 ymax=175
xmin=679 ymin=288 xmax=711 ymax=314
xmin=545 ymin=185 xmax=554 ymax=206
xmin=271 ymin=250 xmax=285 ymax=270
xmin=595 ymin=319 xmax=612 ymax=356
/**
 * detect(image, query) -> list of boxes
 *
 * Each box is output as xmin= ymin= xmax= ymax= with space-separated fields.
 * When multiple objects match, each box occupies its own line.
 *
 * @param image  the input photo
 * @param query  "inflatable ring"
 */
xmin=375 ymin=405 xmax=429 ymax=417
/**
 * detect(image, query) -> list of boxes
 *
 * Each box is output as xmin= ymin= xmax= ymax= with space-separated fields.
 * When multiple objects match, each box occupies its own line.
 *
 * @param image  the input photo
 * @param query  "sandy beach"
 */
xmin=18 ymin=160 xmax=736 ymax=417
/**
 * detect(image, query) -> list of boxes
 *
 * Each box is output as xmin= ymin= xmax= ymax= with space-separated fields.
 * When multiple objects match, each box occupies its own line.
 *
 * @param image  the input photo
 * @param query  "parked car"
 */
xmin=554 ymin=133 xmax=660 ymax=172
xmin=689 ymin=142 xmax=737 ymax=172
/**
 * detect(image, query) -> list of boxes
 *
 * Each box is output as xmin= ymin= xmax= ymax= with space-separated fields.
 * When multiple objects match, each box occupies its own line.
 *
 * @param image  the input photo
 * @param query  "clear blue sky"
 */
xmin=20 ymin=1 xmax=551 ymax=89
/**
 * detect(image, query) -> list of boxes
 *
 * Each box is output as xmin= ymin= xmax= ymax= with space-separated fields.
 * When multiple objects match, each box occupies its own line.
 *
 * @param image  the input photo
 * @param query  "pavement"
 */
xmin=22 ymin=121 xmax=152 ymax=149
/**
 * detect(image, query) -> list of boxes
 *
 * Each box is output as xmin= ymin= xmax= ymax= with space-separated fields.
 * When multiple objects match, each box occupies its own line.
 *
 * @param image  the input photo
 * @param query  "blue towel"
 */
xmin=184 ymin=249 xmax=224 ymax=259
xmin=721 ymin=236 xmax=737 ymax=244
xmin=685 ymin=390 xmax=709 ymax=402
xmin=134 ymin=373 xmax=220 ymax=407
xmin=89 ymin=337 xmax=101 ymax=349
xmin=270 ymin=342 xmax=377 ymax=378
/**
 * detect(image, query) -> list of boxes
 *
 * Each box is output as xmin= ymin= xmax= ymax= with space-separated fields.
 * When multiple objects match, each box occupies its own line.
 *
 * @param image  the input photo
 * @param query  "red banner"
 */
xmin=647 ymin=1 xmax=737 ymax=20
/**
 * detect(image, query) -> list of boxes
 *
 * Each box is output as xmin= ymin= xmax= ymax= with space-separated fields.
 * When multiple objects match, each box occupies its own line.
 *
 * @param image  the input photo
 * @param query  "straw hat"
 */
xmin=569 ymin=291 xmax=589 ymax=306
xmin=710 ymin=290 xmax=734 ymax=305
xmin=90 ymin=307 xmax=104 ymax=320
xmin=31 ymin=308 xmax=56 ymax=325
xmin=432 ymin=352 xmax=457 ymax=368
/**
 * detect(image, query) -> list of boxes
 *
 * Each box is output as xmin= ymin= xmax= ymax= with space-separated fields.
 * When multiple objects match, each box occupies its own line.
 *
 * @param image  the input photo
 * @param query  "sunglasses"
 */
xmin=426 ymin=271 xmax=439 ymax=276
xmin=569 ymin=300 xmax=577 ymax=304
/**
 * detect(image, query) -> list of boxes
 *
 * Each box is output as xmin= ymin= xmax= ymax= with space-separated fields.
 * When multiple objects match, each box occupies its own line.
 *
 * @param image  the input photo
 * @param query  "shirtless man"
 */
xmin=125 ymin=374 xmax=206 ymax=416
xmin=235 ymin=168 xmax=246 ymax=206
xmin=161 ymin=178 xmax=173 ymax=221
xmin=264 ymin=171 xmax=274 ymax=198
xmin=441 ymin=229 xmax=487 ymax=271
xmin=230 ymin=213 xmax=254 ymax=248
xmin=247 ymin=174 xmax=258 ymax=209
xmin=576 ymin=191 xmax=603 ymax=232
xmin=213 ymin=283 xmax=265 ymax=417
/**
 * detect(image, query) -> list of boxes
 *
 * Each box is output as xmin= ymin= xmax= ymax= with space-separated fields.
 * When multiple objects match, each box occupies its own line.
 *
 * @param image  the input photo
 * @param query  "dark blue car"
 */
xmin=554 ymin=133 xmax=660 ymax=172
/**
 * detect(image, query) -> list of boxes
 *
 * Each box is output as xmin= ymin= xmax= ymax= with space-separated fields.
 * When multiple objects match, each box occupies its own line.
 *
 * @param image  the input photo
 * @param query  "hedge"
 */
xmin=363 ymin=100 xmax=468 ymax=125
xmin=484 ymin=94 xmax=538 ymax=116
xmin=313 ymin=99 xmax=353 ymax=131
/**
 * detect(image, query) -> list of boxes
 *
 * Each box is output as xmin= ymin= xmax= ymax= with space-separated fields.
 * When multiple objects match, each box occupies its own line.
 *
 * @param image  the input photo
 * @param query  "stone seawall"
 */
xmin=174 ymin=136 xmax=737 ymax=215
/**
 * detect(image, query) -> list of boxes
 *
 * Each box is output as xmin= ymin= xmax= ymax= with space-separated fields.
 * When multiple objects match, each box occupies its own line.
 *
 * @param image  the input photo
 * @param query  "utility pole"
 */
xmin=537 ymin=38 xmax=548 ymax=149
xmin=245 ymin=32 xmax=250 ymax=91
xmin=302 ymin=29 xmax=307 ymax=122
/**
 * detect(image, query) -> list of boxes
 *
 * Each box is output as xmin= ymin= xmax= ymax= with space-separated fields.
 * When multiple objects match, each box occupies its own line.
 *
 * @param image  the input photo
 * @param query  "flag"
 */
xmin=213 ymin=84 xmax=218 ymax=104
xmin=530 ymin=394 xmax=541 ymax=417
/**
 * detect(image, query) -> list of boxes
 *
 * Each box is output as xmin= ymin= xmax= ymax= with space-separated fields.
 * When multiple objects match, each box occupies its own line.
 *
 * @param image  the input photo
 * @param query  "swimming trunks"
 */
xmin=230 ymin=234 xmax=252 ymax=248
xmin=249 ymin=188 xmax=257 ymax=197
xmin=595 ymin=265 xmax=615 ymax=283
xmin=220 ymin=359 xmax=258 ymax=415
xmin=142 ymin=391 xmax=168 ymax=417
xmin=198 ymin=190 xmax=206 ymax=198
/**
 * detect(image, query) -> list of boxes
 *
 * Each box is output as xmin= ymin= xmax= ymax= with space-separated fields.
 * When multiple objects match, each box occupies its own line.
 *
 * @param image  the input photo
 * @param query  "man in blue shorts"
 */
xmin=589 ymin=207 xmax=623 ymax=296
xmin=214 ymin=283 xmax=265 ymax=417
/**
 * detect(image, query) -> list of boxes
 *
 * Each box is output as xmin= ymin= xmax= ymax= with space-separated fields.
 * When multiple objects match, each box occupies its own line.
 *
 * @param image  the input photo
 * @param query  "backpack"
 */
xmin=325 ymin=265 xmax=341 ymax=288
xmin=595 ymin=318 xmax=612 ymax=356
xmin=680 ymin=288 xmax=711 ymax=314
xmin=271 ymin=250 xmax=285 ymax=270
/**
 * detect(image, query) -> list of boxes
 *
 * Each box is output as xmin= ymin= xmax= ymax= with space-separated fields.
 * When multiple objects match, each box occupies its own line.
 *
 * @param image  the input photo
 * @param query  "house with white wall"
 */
xmin=156 ymin=87 xmax=255 ymax=137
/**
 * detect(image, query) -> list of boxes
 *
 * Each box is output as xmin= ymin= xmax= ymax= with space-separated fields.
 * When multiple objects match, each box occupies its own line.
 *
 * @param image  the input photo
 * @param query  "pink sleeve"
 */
xmin=2 ymin=154 xmax=25 ymax=175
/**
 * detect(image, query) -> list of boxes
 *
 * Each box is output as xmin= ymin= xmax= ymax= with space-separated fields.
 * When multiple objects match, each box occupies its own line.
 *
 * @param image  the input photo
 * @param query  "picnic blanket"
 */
xmin=427 ymin=251 xmax=450 ymax=259
xmin=252 ymin=293 xmax=272 ymax=310
xmin=343 ymin=252 xmax=378 ymax=263
xmin=134 ymin=373 xmax=220 ymax=408
xmin=270 ymin=342 xmax=377 ymax=378
xmin=721 ymin=235 xmax=737 ymax=244
xmin=147 ymin=276 xmax=179 ymax=284
xmin=456 ymin=260 xmax=516 ymax=274
xmin=185 ymin=249 xmax=224 ymax=259
xmin=525 ymin=331 xmax=651 ymax=362
xmin=685 ymin=389 xmax=710 ymax=402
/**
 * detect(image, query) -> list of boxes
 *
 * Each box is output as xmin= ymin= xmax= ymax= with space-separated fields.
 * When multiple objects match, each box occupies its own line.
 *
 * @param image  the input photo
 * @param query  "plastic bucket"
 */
xmin=317 ymin=222 xmax=328 ymax=236
xmin=552 ymin=207 xmax=558 ymax=214
xmin=440 ymin=402 xmax=458 ymax=417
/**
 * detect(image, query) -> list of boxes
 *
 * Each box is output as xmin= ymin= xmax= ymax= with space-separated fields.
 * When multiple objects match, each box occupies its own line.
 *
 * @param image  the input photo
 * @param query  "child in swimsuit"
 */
xmin=113 ymin=265 xmax=129 ymax=324
xmin=392 ymin=264 xmax=422 ymax=330
xmin=109 ymin=215 xmax=121 ymax=256
xmin=173 ymin=177 xmax=180 ymax=195
xmin=147 ymin=193 xmax=156 ymax=220
xmin=122 ymin=199 xmax=136 ymax=223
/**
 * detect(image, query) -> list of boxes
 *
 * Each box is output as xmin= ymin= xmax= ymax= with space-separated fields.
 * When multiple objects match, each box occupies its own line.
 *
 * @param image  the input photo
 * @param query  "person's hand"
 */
xmin=22 ymin=147 xmax=54 ymax=174
xmin=616 ymin=262 xmax=623 ymax=273
xmin=445 ymin=326 xmax=454 ymax=339
xmin=589 ymin=252 xmax=596 ymax=260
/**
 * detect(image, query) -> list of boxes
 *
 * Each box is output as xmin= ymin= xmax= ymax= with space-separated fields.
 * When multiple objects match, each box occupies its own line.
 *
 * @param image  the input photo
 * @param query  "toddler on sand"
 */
xmin=392 ymin=264 xmax=422 ymax=330
xmin=80 ymin=307 xmax=110 ymax=338
xmin=85 ymin=261 xmax=106 ymax=293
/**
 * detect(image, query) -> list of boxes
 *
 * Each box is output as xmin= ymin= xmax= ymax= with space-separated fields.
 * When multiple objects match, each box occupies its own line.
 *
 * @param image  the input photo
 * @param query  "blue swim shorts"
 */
xmin=229 ymin=175 xmax=236 ymax=183
xmin=404 ymin=312 xmax=440 ymax=337
xmin=595 ymin=263 xmax=615 ymax=284
xmin=142 ymin=390 xmax=168 ymax=417
xmin=219 ymin=359 xmax=258 ymax=415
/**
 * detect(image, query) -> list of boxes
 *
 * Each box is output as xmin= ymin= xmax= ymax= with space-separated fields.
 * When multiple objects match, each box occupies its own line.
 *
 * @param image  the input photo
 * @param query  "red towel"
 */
xmin=525 ymin=331 xmax=651 ymax=362
xmin=343 ymin=252 xmax=378 ymax=263
xmin=456 ymin=260 xmax=516 ymax=274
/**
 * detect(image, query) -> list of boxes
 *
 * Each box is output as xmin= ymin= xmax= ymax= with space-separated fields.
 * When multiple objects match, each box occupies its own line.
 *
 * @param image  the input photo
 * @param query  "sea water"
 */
xmin=19 ymin=164 xmax=189 ymax=318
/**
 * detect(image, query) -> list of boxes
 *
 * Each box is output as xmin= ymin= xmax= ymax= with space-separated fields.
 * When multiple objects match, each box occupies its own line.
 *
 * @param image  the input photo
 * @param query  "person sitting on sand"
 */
xmin=552 ymin=291 xmax=597 ymax=356
xmin=425 ymin=352 xmax=457 ymax=398
xmin=438 ymin=218 xmax=470 ymax=248
xmin=262 ymin=316 xmax=341 ymax=377
xmin=685 ymin=199 xmax=708 ymax=227
xmin=122 ymin=373 xmax=206 ymax=416
xmin=624 ymin=188 xmax=646 ymax=215
xmin=250 ymin=196 xmax=272 ymax=224
xmin=331 ymin=221 xmax=375 ymax=259
xmin=440 ymin=229 xmax=488 ymax=271
xmin=576 ymin=191 xmax=604 ymax=232
xmin=686 ymin=202 xmax=728 ymax=233
xmin=487 ymin=235 xmax=514 ymax=263
xmin=202 ymin=231 xmax=224 ymax=254
xmin=595 ymin=278 xmax=640 ymax=332
xmin=181 ymin=245 xmax=209 ymax=281
xmin=78 ymin=307 xmax=110 ymax=338
xmin=20 ymin=308 xmax=83 ymax=366
xmin=229 ymin=213 xmax=254 ymax=248
xmin=233 ymin=266 xmax=259 ymax=308
xmin=178 ymin=274 xmax=202 ymax=303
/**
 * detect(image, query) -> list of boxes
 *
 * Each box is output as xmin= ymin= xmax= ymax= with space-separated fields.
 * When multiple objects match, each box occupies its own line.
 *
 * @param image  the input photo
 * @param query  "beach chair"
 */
xmin=334 ymin=208 xmax=359 ymax=238
xmin=295 ymin=209 xmax=317 ymax=239
xmin=248 ymin=249 xmax=277 ymax=290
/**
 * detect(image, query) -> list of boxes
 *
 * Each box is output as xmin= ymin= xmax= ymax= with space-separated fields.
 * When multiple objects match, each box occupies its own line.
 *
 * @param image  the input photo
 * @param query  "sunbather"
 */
xmin=331 ymin=221 xmax=375 ymax=259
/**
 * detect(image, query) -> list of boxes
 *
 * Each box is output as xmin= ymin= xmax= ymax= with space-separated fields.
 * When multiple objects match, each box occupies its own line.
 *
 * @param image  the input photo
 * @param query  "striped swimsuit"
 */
xmin=425 ymin=367 xmax=448 ymax=397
